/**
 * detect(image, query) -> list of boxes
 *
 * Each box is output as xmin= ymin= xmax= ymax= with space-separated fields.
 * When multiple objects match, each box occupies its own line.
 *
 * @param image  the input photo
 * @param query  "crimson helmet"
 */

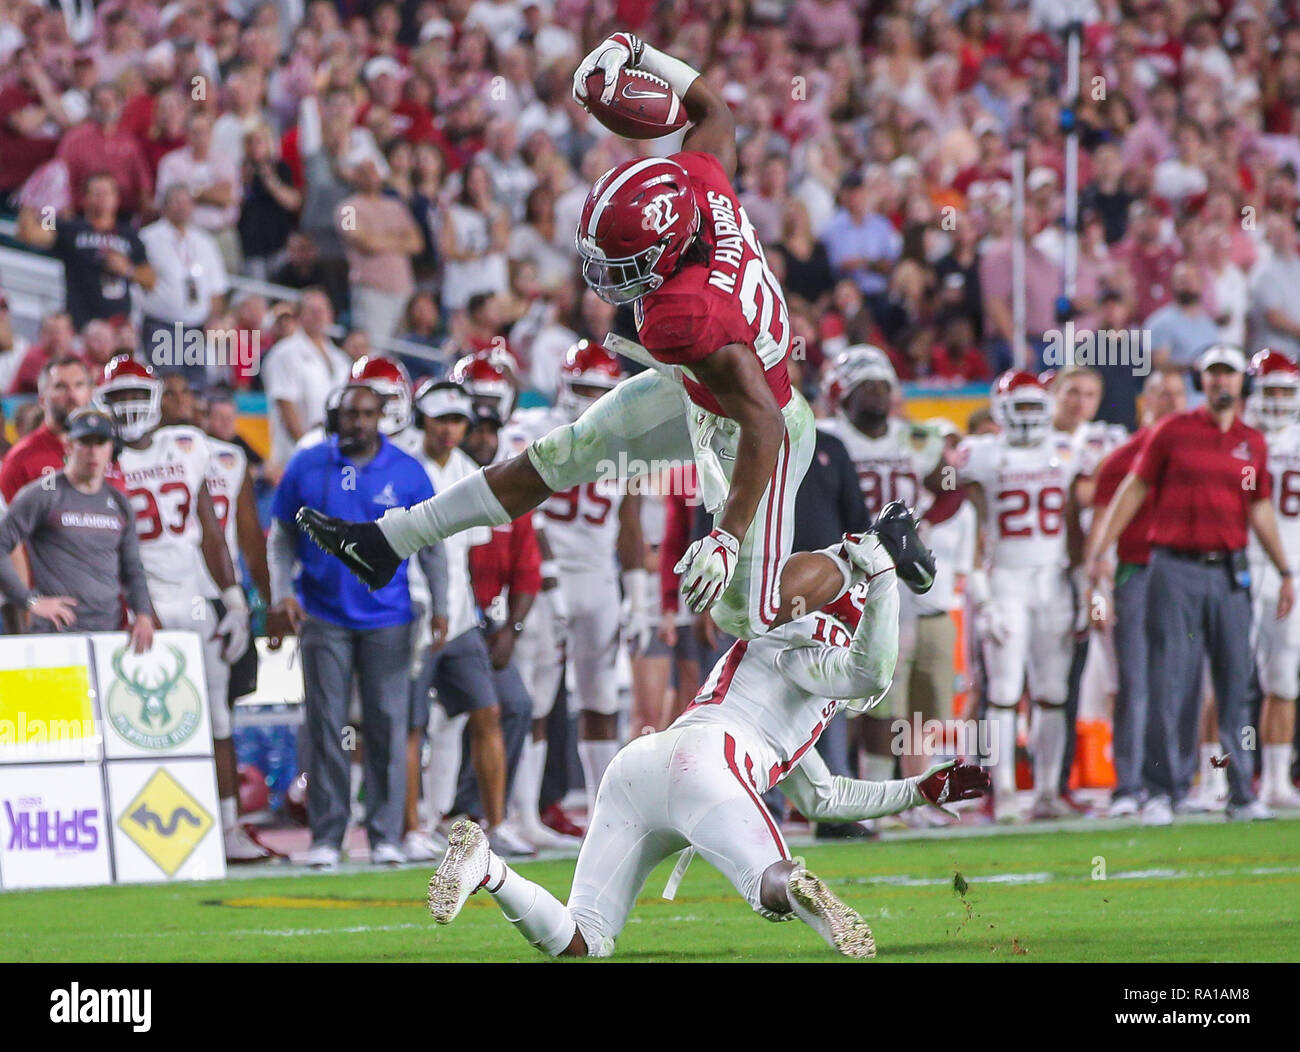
xmin=824 ymin=345 xmax=898 ymax=411
xmin=556 ymin=340 xmax=621 ymax=421
xmin=350 ymin=355 xmax=412 ymax=435
xmin=450 ymin=348 xmax=521 ymax=422
xmin=1249 ymin=348 xmax=1300 ymax=430
xmin=576 ymin=157 xmax=701 ymax=305
xmin=96 ymin=355 xmax=162 ymax=442
xmin=990 ymin=370 xmax=1053 ymax=445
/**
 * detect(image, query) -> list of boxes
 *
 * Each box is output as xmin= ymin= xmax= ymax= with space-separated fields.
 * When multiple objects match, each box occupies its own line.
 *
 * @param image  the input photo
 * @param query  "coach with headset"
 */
xmin=1086 ymin=345 xmax=1292 ymax=824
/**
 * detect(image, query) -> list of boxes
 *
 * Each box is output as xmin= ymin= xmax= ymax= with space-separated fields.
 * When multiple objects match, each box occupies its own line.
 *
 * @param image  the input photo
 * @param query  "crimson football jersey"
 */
xmin=632 ymin=151 xmax=793 ymax=417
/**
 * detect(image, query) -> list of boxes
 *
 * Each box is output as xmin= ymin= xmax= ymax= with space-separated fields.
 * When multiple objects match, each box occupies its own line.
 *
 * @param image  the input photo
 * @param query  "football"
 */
xmin=584 ymin=67 xmax=687 ymax=139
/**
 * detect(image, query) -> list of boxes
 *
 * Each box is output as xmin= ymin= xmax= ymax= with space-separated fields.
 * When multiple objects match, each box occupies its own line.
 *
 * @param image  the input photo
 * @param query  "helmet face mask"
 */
xmin=350 ymin=355 xmax=412 ymax=435
xmin=990 ymin=370 xmax=1053 ymax=446
xmin=97 ymin=384 xmax=161 ymax=442
xmin=576 ymin=158 xmax=700 ymax=306
xmin=1255 ymin=381 xmax=1300 ymax=429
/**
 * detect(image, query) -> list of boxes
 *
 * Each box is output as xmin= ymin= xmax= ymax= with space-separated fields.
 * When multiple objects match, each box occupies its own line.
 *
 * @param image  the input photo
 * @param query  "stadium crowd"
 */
xmin=2 ymin=0 xmax=1300 ymax=862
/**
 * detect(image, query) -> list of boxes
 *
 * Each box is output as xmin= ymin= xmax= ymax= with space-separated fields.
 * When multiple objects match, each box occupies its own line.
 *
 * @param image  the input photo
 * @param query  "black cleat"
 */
xmin=868 ymin=500 xmax=936 ymax=595
xmin=296 ymin=507 xmax=403 ymax=591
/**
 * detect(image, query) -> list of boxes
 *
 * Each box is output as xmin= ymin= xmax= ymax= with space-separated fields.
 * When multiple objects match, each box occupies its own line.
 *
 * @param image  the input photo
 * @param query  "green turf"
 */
xmin=3 ymin=819 xmax=1299 ymax=962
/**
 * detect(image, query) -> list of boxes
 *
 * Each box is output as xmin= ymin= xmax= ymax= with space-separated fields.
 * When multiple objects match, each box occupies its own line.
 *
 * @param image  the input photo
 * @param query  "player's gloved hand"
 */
xmin=621 ymin=568 xmax=654 ymax=654
xmin=217 ymin=585 xmax=250 ymax=663
xmin=572 ymin=32 xmax=644 ymax=107
xmin=675 ymin=528 xmax=740 ymax=614
xmin=973 ymin=600 xmax=1008 ymax=644
xmin=838 ymin=531 xmax=893 ymax=578
xmin=915 ymin=759 xmax=992 ymax=818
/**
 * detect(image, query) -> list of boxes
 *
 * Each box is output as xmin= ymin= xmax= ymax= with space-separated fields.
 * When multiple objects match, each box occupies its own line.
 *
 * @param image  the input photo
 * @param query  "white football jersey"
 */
xmin=1250 ymin=421 xmax=1300 ymax=574
xmin=417 ymin=446 xmax=487 ymax=642
xmin=200 ymin=436 xmax=247 ymax=597
xmin=674 ymin=577 xmax=876 ymax=792
xmin=118 ymin=425 xmax=212 ymax=594
xmin=507 ymin=406 xmax=624 ymax=574
xmin=958 ymin=433 xmax=1079 ymax=569
xmin=817 ymin=414 xmax=943 ymax=518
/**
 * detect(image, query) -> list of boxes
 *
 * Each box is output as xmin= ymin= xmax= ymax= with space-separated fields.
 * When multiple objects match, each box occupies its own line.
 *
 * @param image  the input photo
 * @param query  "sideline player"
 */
xmin=1245 ymin=349 xmax=1300 ymax=808
xmin=96 ymin=356 xmax=261 ymax=861
xmin=426 ymin=503 xmax=985 ymax=958
xmin=958 ymin=371 xmax=1084 ymax=822
xmin=298 ymin=32 xmax=841 ymax=642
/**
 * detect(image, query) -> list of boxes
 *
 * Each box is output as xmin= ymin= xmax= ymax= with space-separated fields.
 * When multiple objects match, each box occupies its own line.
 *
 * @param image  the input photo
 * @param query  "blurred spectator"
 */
xmin=205 ymin=388 xmax=264 ymax=476
xmin=17 ymin=172 xmax=154 ymax=330
xmin=822 ymin=170 xmax=902 ymax=312
xmin=55 ymin=83 xmax=151 ymax=217
xmin=12 ymin=402 xmax=45 ymax=440
xmin=0 ymin=50 xmax=74 ymax=207
xmin=238 ymin=124 xmax=302 ymax=279
xmin=932 ymin=212 xmax=985 ymax=339
xmin=480 ymin=116 xmax=536 ymax=222
xmin=212 ymin=65 xmax=269 ymax=169
xmin=79 ymin=320 xmax=118 ymax=373
xmin=1191 ymin=222 xmax=1248 ymax=348
xmin=1079 ymin=141 xmax=1133 ymax=246
xmin=1249 ymin=212 xmax=1300 ymax=357
xmin=980 ymin=204 xmax=1057 ymax=370
xmin=341 ymin=329 xmax=373 ymax=363
xmin=139 ymin=185 xmax=229 ymax=384
xmin=271 ymin=232 xmax=346 ymax=315
xmin=742 ymin=151 xmax=792 ymax=245
xmin=1 ymin=355 xmax=93 ymax=505
xmin=139 ymin=87 xmax=187 ymax=179
xmin=260 ymin=288 xmax=349 ymax=475
xmin=1146 ymin=263 xmax=1221 ymax=371
xmin=1111 ymin=199 xmax=1180 ymax=324
xmin=156 ymin=109 xmax=243 ymax=272
xmin=8 ymin=313 xmax=76 ymax=396
xmin=772 ymin=199 xmax=835 ymax=311
xmin=339 ymin=157 xmax=422 ymax=339
xmin=0 ymin=295 xmax=20 ymax=395
xmin=507 ymin=185 xmax=572 ymax=294
xmin=440 ymin=159 xmax=510 ymax=312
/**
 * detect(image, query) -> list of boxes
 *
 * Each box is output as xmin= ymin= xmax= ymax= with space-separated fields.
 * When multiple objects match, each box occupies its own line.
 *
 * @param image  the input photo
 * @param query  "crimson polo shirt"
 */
xmin=1094 ymin=427 xmax=1156 ymax=565
xmin=0 ymin=424 xmax=127 ymax=506
xmin=1133 ymin=407 xmax=1270 ymax=553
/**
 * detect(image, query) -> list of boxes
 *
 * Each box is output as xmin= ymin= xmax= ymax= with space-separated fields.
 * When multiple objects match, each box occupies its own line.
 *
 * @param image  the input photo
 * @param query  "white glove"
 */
xmin=572 ymin=32 xmax=643 ymax=107
xmin=838 ymin=532 xmax=893 ymax=578
xmin=217 ymin=585 xmax=250 ymax=664
xmin=621 ymin=568 xmax=654 ymax=654
xmin=674 ymin=528 xmax=739 ymax=614
xmin=974 ymin=600 xmax=1009 ymax=645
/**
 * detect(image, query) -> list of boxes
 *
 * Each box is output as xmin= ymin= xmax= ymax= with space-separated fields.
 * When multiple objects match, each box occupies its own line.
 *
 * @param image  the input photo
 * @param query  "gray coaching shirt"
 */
xmin=0 ymin=473 xmax=154 ymax=632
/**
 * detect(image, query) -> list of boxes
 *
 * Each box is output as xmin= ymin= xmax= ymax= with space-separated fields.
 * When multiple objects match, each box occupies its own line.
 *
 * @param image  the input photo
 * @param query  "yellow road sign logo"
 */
xmin=118 ymin=768 xmax=213 ymax=876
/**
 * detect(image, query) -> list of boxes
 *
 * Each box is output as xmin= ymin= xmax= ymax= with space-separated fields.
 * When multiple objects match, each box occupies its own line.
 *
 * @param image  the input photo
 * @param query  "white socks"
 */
xmin=578 ymin=739 xmax=620 ymax=820
xmin=990 ymin=706 xmax=1019 ymax=796
xmin=509 ymin=739 xmax=547 ymax=831
xmin=220 ymin=796 xmax=237 ymax=832
xmin=1032 ymin=704 xmax=1066 ymax=799
xmin=1263 ymin=744 xmax=1293 ymax=795
xmin=378 ymin=470 xmax=510 ymax=558
xmin=426 ymin=709 xmax=468 ymax=820
xmin=1199 ymin=743 xmax=1227 ymax=800
xmin=487 ymin=865 xmax=578 ymax=956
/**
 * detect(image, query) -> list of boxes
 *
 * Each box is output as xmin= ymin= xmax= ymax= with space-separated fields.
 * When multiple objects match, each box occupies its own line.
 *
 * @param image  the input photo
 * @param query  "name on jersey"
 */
xmin=996 ymin=467 xmax=1066 ymax=485
xmin=122 ymin=461 xmax=190 ymax=486
xmin=58 ymin=511 xmax=122 ymax=531
xmin=704 ymin=190 xmax=744 ymax=290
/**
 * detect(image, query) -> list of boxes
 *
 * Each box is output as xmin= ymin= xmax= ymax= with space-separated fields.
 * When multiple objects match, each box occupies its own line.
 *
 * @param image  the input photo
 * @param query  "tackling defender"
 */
xmin=297 ymin=32 xmax=845 ymax=642
xmin=426 ymin=504 xmax=989 ymax=959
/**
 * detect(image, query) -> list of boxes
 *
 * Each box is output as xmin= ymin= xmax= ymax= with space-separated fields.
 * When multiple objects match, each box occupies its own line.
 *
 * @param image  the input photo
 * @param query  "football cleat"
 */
xmin=402 ymin=829 xmax=447 ymax=862
xmin=224 ymin=823 xmax=274 ymax=863
xmin=296 ymin=507 xmax=403 ymax=591
xmin=541 ymin=803 xmax=585 ymax=839
xmin=787 ymin=861 xmax=876 ymax=959
xmin=303 ymin=843 xmax=341 ymax=870
xmin=371 ymin=841 xmax=406 ymax=866
xmin=867 ymin=501 xmax=936 ymax=594
xmin=428 ymin=819 xmax=492 ymax=925
xmin=1225 ymin=799 xmax=1276 ymax=822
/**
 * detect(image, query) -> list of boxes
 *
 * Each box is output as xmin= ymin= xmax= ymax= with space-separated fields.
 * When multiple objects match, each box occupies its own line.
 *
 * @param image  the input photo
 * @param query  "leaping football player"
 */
xmin=426 ymin=503 xmax=990 ymax=959
xmin=296 ymin=33 xmax=845 ymax=642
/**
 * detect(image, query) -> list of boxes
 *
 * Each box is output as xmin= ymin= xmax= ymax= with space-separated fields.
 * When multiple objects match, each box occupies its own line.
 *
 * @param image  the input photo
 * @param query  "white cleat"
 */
xmin=371 ymin=841 xmax=406 ymax=866
xmin=402 ymin=829 xmax=447 ymax=862
xmin=1028 ymin=794 xmax=1073 ymax=820
xmin=1260 ymin=783 xmax=1300 ymax=810
xmin=993 ymin=793 xmax=1021 ymax=824
xmin=428 ymin=819 xmax=492 ymax=925
xmin=1141 ymin=796 xmax=1173 ymax=826
xmin=1107 ymin=796 xmax=1139 ymax=818
xmin=1226 ymin=799 xmax=1276 ymax=822
xmin=487 ymin=820 xmax=537 ymax=859
xmin=224 ymin=824 xmax=273 ymax=862
xmin=514 ymin=815 xmax=582 ymax=851
xmin=303 ymin=843 xmax=340 ymax=870
xmin=787 ymin=862 xmax=876 ymax=959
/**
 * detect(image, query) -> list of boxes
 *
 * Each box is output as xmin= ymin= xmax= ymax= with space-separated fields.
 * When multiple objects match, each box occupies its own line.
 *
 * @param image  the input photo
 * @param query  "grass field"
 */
xmin=3 ymin=818 xmax=1299 ymax=962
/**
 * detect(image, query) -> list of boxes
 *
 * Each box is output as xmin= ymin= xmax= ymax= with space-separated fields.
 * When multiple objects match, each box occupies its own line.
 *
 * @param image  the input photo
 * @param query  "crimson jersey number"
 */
xmin=995 ymin=486 xmax=1065 ymax=538
xmin=1279 ymin=470 xmax=1300 ymax=517
xmin=128 ymin=481 xmax=192 ymax=541
xmin=857 ymin=468 xmax=918 ymax=517
xmin=544 ymin=482 xmax=613 ymax=526
xmin=211 ymin=493 xmax=231 ymax=531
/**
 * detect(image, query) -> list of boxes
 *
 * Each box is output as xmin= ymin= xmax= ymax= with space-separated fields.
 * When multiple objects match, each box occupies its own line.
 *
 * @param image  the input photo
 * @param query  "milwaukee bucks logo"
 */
xmin=105 ymin=645 xmax=202 ymax=750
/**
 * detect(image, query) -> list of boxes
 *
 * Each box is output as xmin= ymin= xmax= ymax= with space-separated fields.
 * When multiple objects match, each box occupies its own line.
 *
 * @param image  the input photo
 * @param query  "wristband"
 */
xmin=539 ymin=559 xmax=558 ymax=580
xmin=637 ymin=43 xmax=702 ymax=100
xmin=220 ymin=585 xmax=249 ymax=614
